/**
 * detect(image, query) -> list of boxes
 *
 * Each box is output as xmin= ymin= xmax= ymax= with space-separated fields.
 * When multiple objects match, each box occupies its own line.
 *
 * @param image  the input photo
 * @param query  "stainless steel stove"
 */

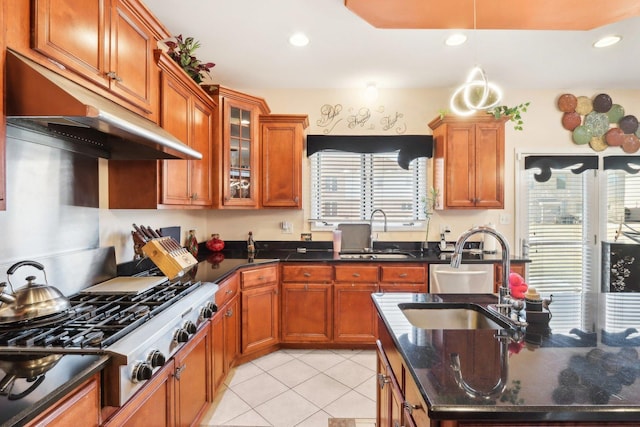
xmin=0 ymin=273 xmax=218 ymax=406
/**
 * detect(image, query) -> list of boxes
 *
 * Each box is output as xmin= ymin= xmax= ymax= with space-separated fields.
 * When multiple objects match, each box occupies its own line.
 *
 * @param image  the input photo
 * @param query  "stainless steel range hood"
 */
xmin=5 ymin=50 xmax=202 ymax=160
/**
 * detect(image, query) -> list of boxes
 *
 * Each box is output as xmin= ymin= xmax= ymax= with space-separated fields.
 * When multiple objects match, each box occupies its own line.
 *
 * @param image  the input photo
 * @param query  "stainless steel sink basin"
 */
xmin=398 ymin=303 xmax=506 ymax=330
xmin=339 ymin=251 xmax=415 ymax=260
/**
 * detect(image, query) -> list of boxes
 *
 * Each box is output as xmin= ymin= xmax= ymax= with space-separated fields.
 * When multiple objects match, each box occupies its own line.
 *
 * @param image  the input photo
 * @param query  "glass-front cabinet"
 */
xmin=229 ymin=106 xmax=253 ymax=202
xmin=207 ymin=85 xmax=269 ymax=208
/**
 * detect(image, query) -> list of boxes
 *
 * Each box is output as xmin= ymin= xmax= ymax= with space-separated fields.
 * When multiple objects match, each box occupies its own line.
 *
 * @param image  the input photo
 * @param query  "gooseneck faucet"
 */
xmin=369 ymin=209 xmax=388 ymax=251
xmin=450 ymin=226 xmax=511 ymax=312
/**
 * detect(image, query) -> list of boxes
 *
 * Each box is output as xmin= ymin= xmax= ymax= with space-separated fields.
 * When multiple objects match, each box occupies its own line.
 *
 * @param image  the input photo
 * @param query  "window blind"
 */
xmin=310 ymin=151 xmax=427 ymax=226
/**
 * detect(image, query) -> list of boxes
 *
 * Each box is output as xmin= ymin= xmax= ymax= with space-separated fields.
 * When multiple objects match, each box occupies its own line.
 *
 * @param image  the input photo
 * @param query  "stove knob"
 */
xmin=199 ymin=306 xmax=214 ymax=319
xmin=206 ymin=301 xmax=219 ymax=313
xmin=132 ymin=362 xmax=153 ymax=383
xmin=147 ymin=350 xmax=166 ymax=368
xmin=183 ymin=320 xmax=197 ymax=335
xmin=173 ymin=328 xmax=189 ymax=343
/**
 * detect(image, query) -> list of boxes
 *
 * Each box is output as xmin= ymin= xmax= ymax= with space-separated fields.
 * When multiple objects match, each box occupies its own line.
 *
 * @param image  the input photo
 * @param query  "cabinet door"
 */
xmin=190 ymin=95 xmax=214 ymax=206
xmin=473 ymin=122 xmax=504 ymax=208
xmin=0 ymin=0 xmax=6 ymax=211
xmin=174 ymin=325 xmax=211 ymax=427
xmin=33 ymin=0 xmax=110 ymax=88
xmin=260 ymin=117 xmax=306 ymax=208
xmin=281 ymin=283 xmax=332 ymax=343
xmin=377 ymin=347 xmax=392 ymax=427
xmin=27 ymin=375 xmax=101 ymax=427
xmin=160 ymin=72 xmax=191 ymax=205
xmin=103 ymin=362 xmax=175 ymax=427
xmin=241 ymin=284 xmax=279 ymax=354
xmin=222 ymin=99 xmax=260 ymax=207
xmin=211 ymin=310 xmax=226 ymax=391
xmin=495 ymin=262 xmax=526 ymax=293
xmin=110 ymin=0 xmax=154 ymax=113
xmin=224 ymin=296 xmax=240 ymax=372
xmin=334 ymin=283 xmax=378 ymax=343
xmin=445 ymin=123 xmax=477 ymax=208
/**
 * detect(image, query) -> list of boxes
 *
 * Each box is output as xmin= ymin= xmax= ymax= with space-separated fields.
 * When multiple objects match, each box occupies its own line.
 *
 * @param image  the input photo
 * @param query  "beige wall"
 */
xmin=101 ymin=87 xmax=640 ymax=263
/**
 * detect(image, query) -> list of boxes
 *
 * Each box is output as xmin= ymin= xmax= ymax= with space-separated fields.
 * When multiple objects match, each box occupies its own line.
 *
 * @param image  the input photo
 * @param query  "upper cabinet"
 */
xmin=260 ymin=115 xmax=309 ymax=209
xmin=32 ymin=0 xmax=156 ymax=116
xmin=206 ymin=86 xmax=270 ymax=209
xmin=429 ymin=114 xmax=506 ymax=209
xmin=0 ymin=0 xmax=6 ymax=211
xmin=108 ymin=51 xmax=216 ymax=209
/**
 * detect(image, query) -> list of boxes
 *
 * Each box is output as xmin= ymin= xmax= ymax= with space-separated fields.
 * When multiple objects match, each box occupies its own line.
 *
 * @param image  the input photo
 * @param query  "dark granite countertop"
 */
xmin=0 ymin=353 xmax=109 ymax=427
xmin=373 ymin=292 xmax=640 ymax=422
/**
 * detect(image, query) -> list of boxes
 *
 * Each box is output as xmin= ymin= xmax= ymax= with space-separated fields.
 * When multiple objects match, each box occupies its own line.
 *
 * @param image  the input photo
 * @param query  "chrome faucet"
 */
xmin=369 ymin=209 xmax=387 ymax=251
xmin=451 ymin=226 xmax=521 ymax=322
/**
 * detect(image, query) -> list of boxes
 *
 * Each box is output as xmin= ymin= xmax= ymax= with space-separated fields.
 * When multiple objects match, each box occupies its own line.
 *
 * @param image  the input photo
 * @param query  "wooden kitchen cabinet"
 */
xmin=259 ymin=115 xmax=309 ymax=208
xmin=103 ymin=361 xmax=175 ymax=427
xmin=494 ymin=261 xmax=527 ymax=293
xmin=174 ymin=324 xmax=211 ymax=427
xmin=0 ymin=0 xmax=6 ymax=211
xmin=334 ymin=264 xmax=379 ymax=344
xmin=27 ymin=374 xmax=101 ymax=427
xmin=240 ymin=265 xmax=279 ymax=356
xmin=107 ymin=51 xmax=216 ymax=209
xmin=211 ymin=274 xmax=240 ymax=390
xmin=156 ymin=50 xmax=214 ymax=206
xmin=205 ymin=85 xmax=270 ymax=209
xmin=429 ymin=114 xmax=506 ymax=209
xmin=379 ymin=264 xmax=427 ymax=293
xmin=281 ymin=264 xmax=333 ymax=343
xmin=32 ymin=0 xmax=156 ymax=116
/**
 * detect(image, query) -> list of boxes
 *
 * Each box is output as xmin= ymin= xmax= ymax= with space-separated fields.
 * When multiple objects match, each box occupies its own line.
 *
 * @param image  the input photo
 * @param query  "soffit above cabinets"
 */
xmin=344 ymin=0 xmax=640 ymax=30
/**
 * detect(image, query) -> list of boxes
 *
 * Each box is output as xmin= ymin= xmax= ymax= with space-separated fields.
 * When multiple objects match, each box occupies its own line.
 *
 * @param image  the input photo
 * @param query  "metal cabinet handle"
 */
xmin=352 ymin=273 xmax=360 ymax=278
xmin=226 ymin=289 xmax=233 ymax=294
xmin=175 ymin=363 xmax=187 ymax=380
xmin=106 ymin=71 xmax=123 ymax=82
xmin=303 ymin=272 xmax=312 ymax=277
xmin=399 ymin=273 xmax=408 ymax=278
xmin=226 ymin=309 xmax=233 ymax=317
xmin=403 ymin=401 xmax=421 ymax=414
xmin=377 ymin=373 xmax=390 ymax=389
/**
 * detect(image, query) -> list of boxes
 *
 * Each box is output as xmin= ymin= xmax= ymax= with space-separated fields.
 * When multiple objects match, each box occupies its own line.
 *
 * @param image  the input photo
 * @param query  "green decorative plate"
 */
xmin=572 ymin=125 xmax=593 ymax=145
xmin=583 ymin=112 xmax=610 ymax=137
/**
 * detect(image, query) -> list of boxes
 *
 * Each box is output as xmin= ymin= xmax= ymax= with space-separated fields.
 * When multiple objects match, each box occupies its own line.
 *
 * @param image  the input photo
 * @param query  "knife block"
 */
xmin=142 ymin=237 xmax=197 ymax=279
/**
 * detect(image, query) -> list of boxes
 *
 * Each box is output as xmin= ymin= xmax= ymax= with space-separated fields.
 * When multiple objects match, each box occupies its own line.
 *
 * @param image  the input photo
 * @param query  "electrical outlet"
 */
xmin=280 ymin=221 xmax=293 ymax=234
xmin=499 ymin=213 xmax=511 ymax=225
xmin=440 ymin=224 xmax=451 ymax=233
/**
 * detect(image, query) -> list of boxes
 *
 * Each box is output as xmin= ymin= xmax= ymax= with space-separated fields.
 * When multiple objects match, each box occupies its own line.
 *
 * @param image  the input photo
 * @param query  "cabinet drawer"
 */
xmin=215 ymin=275 xmax=239 ymax=307
xmin=241 ymin=265 xmax=278 ymax=289
xmin=282 ymin=265 xmax=333 ymax=282
xmin=334 ymin=265 xmax=379 ymax=283
xmin=380 ymin=265 xmax=426 ymax=283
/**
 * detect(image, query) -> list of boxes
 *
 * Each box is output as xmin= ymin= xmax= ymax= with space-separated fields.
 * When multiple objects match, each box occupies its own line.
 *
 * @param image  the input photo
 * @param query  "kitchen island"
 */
xmin=374 ymin=291 xmax=640 ymax=425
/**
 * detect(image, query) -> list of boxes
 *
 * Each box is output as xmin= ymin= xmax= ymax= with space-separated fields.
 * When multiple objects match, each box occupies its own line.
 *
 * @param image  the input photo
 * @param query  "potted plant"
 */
xmin=488 ymin=102 xmax=531 ymax=131
xmin=164 ymin=34 xmax=215 ymax=84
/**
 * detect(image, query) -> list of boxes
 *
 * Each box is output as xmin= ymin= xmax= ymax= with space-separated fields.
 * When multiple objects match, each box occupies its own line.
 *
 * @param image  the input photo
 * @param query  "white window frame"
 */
xmin=309 ymin=151 xmax=427 ymax=232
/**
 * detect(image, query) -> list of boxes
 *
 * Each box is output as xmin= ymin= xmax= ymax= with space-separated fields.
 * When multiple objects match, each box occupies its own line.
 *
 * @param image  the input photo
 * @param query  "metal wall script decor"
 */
xmin=315 ymin=103 xmax=407 ymax=134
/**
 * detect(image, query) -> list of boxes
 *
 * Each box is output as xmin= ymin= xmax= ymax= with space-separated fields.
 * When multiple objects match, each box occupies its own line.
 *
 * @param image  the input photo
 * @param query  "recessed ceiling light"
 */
xmin=593 ymin=35 xmax=622 ymax=48
xmin=289 ymin=33 xmax=309 ymax=47
xmin=445 ymin=33 xmax=467 ymax=47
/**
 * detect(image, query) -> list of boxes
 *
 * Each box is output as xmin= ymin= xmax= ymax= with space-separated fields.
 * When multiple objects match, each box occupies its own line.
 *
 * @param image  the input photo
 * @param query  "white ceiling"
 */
xmin=144 ymin=0 xmax=640 ymax=91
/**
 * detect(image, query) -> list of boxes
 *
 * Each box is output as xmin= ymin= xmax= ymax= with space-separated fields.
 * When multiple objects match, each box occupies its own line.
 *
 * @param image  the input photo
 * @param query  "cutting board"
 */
xmin=81 ymin=276 xmax=168 ymax=295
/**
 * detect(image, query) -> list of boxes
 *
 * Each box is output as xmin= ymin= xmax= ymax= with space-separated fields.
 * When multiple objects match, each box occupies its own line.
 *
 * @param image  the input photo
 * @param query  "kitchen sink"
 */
xmin=339 ymin=251 xmax=415 ymax=260
xmin=398 ymin=302 xmax=507 ymax=330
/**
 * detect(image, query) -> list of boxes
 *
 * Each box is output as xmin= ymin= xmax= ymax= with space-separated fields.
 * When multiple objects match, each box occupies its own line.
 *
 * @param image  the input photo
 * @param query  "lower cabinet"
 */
xmin=104 ymin=325 xmax=211 ymax=427
xmin=103 ymin=362 xmax=175 ymax=427
xmin=377 ymin=318 xmax=430 ymax=427
xmin=334 ymin=265 xmax=379 ymax=344
xmin=240 ymin=265 xmax=279 ymax=356
xmin=281 ymin=282 xmax=333 ymax=342
xmin=27 ymin=374 xmax=101 ymax=427
xmin=174 ymin=325 xmax=211 ymax=426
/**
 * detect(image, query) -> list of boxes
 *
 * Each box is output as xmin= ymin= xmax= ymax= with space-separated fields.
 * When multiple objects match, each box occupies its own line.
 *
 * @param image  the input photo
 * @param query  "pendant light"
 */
xmin=449 ymin=0 xmax=503 ymax=116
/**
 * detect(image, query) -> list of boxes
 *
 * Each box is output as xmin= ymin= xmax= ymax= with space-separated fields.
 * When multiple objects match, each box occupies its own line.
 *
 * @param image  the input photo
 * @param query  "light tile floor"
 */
xmin=200 ymin=348 xmax=377 ymax=427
